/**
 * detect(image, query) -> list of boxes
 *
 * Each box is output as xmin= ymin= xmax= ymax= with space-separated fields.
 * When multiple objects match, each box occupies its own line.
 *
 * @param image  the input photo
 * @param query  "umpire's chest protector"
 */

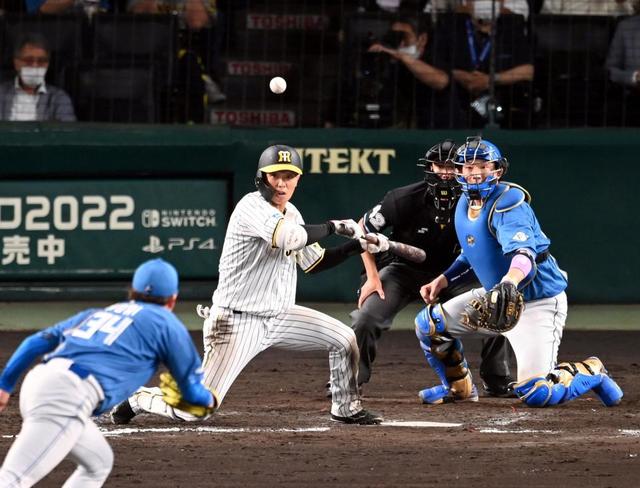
xmin=455 ymin=190 xmax=510 ymax=291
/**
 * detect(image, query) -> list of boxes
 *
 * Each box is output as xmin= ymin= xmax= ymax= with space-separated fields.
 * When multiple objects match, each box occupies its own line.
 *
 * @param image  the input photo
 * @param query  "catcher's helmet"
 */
xmin=255 ymin=145 xmax=302 ymax=201
xmin=417 ymin=139 xmax=460 ymax=224
xmin=454 ymin=137 xmax=508 ymax=203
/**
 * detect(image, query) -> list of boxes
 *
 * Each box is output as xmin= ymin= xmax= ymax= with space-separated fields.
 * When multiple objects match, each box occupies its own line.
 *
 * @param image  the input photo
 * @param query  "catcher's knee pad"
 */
xmin=514 ymin=357 xmax=623 ymax=407
xmin=415 ymin=304 xmax=447 ymax=339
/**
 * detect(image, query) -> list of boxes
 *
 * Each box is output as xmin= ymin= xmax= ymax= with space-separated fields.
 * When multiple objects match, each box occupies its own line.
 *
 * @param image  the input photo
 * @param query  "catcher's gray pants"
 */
xmin=441 ymin=289 xmax=568 ymax=381
xmin=0 ymin=359 xmax=110 ymax=488
xmin=352 ymin=262 xmax=513 ymax=386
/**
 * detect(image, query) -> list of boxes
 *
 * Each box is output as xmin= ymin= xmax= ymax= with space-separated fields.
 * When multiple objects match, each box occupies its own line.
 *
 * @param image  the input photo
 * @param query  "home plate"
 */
xmin=380 ymin=421 xmax=462 ymax=428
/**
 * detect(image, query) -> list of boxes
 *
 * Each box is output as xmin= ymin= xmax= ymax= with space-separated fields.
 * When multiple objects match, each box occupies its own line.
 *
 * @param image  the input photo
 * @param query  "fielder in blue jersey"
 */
xmin=414 ymin=137 xmax=623 ymax=408
xmin=0 ymin=258 xmax=215 ymax=487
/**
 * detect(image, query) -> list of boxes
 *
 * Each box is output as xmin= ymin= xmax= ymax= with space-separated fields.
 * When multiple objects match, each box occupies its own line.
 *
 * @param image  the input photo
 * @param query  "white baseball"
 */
xmin=269 ymin=77 xmax=287 ymax=94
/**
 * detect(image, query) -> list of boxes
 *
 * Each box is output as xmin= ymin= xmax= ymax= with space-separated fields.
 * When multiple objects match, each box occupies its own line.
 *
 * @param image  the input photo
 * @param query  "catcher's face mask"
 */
xmin=454 ymin=137 xmax=506 ymax=208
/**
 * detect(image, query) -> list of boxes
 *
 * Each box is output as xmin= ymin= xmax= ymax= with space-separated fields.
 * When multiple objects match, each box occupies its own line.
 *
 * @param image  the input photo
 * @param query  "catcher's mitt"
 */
xmin=460 ymin=282 xmax=525 ymax=333
xmin=159 ymin=372 xmax=216 ymax=418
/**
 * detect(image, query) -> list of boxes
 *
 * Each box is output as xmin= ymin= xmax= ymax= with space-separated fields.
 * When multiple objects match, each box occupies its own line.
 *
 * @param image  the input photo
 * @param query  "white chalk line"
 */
xmin=479 ymin=428 xmax=560 ymax=434
xmin=380 ymin=421 xmax=462 ymax=428
xmin=100 ymin=426 xmax=330 ymax=437
xmin=5 ymin=426 xmax=638 ymax=440
xmin=619 ymin=429 xmax=640 ymax=437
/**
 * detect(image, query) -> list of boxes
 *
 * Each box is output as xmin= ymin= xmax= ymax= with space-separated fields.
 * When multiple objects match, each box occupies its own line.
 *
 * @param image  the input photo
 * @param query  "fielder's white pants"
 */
xmin=441 ymin=289 xmax=567 ymax=381
xmin=201 ymin=304 xmax=363 ymax=418
xmin=0 ymin=359 xmax=110 ymax=488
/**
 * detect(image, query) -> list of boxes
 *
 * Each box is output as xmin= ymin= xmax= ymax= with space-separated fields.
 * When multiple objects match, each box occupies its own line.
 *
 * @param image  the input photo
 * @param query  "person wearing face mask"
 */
xmin=428 ymin=0 xmax=530 ymax=19
xmin=366 ymin=16 xmax=460 ymax=128
xmin=0 ymin=34 xmax=76 ymax=122
xmin=448 ymin=0 xmax=533 ymax=128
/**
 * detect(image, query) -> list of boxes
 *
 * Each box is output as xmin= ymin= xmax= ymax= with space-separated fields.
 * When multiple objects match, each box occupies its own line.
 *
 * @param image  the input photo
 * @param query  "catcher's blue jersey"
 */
xmin=1 ymin=301 xmax=208 ymax=415
xmin=454 ymin=183 xmax=567 ymax=301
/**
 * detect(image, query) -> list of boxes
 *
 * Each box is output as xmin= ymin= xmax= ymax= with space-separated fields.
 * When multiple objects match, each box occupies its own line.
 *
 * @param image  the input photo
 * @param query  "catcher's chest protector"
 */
xmin=455 ymin=189 xmax=512 ymax=291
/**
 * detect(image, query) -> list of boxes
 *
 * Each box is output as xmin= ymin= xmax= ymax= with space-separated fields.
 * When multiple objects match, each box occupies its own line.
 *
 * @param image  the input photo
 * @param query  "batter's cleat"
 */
xmin=331 ymin=409 xmax=382 ymax=425
xmin=110 ymin=399 xmax=136 ymax=425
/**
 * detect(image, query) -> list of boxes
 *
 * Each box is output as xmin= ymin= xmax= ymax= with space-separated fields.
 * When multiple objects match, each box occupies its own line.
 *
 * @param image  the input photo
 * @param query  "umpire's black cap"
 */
xmin=257 ymin=145 xmax=303 ymax=175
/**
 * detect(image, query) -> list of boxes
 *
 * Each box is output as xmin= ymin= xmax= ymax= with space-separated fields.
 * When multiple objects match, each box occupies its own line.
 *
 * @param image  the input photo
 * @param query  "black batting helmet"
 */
xmin=255 ymin=145 xmax=303 ymax=202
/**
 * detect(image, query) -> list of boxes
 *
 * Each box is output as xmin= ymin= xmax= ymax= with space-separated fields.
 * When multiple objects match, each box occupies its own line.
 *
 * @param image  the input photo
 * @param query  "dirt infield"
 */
xmin=0 ymin=330 xmax=638 ymax=487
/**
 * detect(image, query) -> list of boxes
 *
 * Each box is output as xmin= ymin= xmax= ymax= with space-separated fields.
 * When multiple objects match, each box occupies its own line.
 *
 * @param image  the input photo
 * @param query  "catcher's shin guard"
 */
xmin=415 ymin=305 xmax=477 ymax=404
xmin=513 ymin=357 xmax=623 ymax=407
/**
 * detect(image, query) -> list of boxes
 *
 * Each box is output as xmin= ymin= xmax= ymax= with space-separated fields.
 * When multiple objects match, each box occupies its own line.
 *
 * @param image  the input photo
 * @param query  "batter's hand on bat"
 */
xmin=360 ymin=233 xmax=390 ymax=253
xmin=0 ymin=389 xmax=10 ymax=413
xmin=331 ymin=219 xmax=365 ymax=239
xmin=420 ymin=274 xmax=448 ymax=304
xmin=358 ymin=276 xmax=385 ymax=308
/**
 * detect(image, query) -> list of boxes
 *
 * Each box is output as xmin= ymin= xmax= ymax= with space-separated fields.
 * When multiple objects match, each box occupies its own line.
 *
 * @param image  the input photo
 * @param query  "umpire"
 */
xmin=352 ymin=139 xmax=514 ymax=398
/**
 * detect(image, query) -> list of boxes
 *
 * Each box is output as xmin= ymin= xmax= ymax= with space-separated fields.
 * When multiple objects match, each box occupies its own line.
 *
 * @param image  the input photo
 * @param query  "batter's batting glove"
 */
xmin=360 ymin=233 xmax=390 ymax=253
xmin=159 ymin=372 xmax=217 ymax=419
xmin=329 ymin=219 xmax=365 ymax=239
xmin=461 ymin=282 xmax=525 ymax=333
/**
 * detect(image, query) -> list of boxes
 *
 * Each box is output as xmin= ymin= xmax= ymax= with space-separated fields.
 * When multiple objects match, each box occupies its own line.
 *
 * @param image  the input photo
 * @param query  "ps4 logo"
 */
xmin=142 ymin=235 xmax=216 ymax=254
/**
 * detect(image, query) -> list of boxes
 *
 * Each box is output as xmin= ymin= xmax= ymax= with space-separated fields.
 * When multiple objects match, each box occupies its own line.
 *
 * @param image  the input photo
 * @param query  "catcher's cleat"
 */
xmin=419 ymin=383 xmax=479 ymax=404
xmin=331 ymin=409 xmax=382 ymax=425
xmin=583 ymin=357 xmax=623 ymax=407
xmin=110 ymin=399 xmax=136 ymax=425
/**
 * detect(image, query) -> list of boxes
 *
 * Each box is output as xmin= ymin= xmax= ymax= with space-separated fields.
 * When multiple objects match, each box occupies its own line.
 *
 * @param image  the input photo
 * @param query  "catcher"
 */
xmin=414 ymin=137 xmax=623 ymax=407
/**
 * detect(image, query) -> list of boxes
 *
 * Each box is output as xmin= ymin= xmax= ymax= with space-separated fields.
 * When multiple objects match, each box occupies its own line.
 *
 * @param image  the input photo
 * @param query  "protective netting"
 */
xmin=0 ymin=0 xmax=638 ymax=127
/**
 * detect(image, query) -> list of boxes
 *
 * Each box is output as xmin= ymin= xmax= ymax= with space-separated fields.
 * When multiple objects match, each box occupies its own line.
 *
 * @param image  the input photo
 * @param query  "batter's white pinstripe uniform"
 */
xmin=201 ymin=192 xmax=362 ymax=418
xmin=128 ymin=192 xmax=364 ymax=420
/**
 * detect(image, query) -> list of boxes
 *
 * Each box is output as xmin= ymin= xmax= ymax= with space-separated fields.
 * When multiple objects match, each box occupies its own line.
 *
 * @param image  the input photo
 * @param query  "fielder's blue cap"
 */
xmin=132 ymin=258 xmax=179 ymax=298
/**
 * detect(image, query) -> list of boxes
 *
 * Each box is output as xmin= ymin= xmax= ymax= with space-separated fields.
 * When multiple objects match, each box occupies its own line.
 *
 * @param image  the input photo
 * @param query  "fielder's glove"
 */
xmin=159 ymin=372 xmax=217 ymax=418
xmin=360 ymin=233 xmax=390 ymax=253
xmin=330 ymin=219 xmax=365 ymax=239
xmin=460 ymin=282 xmax=525 ymax=333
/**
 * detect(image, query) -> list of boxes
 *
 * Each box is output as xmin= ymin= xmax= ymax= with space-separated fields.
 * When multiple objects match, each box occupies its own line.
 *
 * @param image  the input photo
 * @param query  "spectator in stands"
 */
xmin=429 ymin=0 xmax=530 ymax=19
xmin=605 ymin=0 xmax=640 ymax=125
xmin=0 ymin=34 xmax=76 ymax=122
xmin=449 ymin=0 xmax=533 ymax=127
xmin=128 ymin=0 xmax=225 ymax=123
xmin=541 ymin=0 xmax=633 ymax=15
xmin=26 ymin=0 xmax=109 ymax=15
xmin=366 ymin=16 xmax=458 ymax=128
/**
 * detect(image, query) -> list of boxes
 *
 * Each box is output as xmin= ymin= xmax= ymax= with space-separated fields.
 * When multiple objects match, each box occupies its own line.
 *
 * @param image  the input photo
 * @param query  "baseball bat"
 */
xmin=363 ymin=235 xmax=426 ymax=264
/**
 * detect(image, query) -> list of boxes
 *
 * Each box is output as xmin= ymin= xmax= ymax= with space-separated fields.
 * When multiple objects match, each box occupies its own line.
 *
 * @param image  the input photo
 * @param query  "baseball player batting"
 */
xmin=112 ymin=145 xmax=384 ymax=425
xmin=0 ymin=259 xmax=215 ymax=487
xmin=415 ymin=137 xmax=623 ymax=407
